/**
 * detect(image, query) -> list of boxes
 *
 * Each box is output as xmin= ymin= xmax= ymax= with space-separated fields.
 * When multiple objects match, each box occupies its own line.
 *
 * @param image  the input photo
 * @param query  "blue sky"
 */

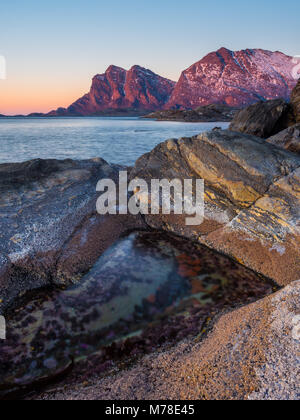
xmin=1 ymin=0 xmax=300 ymax=114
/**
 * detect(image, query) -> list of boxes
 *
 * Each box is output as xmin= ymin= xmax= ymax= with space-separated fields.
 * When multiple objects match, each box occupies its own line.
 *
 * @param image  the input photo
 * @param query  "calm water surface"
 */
xmin=0 ymin=117 xmax=229 ymax=165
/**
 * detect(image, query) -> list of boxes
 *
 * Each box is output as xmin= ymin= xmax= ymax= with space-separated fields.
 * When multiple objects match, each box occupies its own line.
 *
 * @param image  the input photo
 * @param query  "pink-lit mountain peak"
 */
xmin=167 ymin=48 xmax=299 ymax=108
xmin=46 ymin=48 xmax=299 ymax=116
xmin=65 ymin=64 xmax=175 ymax=115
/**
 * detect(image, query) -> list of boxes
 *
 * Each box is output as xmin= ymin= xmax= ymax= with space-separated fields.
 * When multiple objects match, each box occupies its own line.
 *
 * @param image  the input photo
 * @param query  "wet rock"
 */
xmin=0 ymin=158 xmax=145 ymax=312
xmin=58 ymin=280 xmax=299 ymax=401
xmin=130 ymin=130 xmax=300 ymax=286
xmin=0 ymin=231 xmax=274 ymax=392
xmin=267 ymin=124 xmax=300 ymax=155
xmin=229 ymin=99 xmax=290 ymax=138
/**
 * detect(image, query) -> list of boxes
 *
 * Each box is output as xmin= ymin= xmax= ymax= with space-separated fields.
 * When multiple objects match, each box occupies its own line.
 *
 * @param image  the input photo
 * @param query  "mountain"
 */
xmin=166 ymin=48 xmax=300 ymax=109
xmin=21 ymin=48 xmax=300 ymax=117
xmin=49 ymin=65 xmax=175 ymax=116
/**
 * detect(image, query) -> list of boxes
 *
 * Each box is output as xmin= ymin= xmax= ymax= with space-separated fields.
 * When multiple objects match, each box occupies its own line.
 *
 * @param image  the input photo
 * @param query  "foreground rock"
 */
xmin=144 ymin=104 xmax=239 ymax=122
xmin=131 ymin=130 xmax=300 ymax=286
xmin=267 ymin=124 xmax=300 ymax=155
xmin=0 ymin=158 xmax=145 ymax=313
xmin=34 ymin=280 xmax=300 ymax=401
xmin=229 ymin=99 xmax=290 ymax=138
xmin=1 ymin=129 xmax=300 ymax=400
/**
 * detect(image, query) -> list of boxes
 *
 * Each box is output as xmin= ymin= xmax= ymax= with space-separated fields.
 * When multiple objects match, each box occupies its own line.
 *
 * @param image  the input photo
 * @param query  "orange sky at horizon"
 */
xmin=0 ymin=67 xmax=178 ymax=115
xmin=0 ymin=77 xmax=91 ymax=115
xmin=2 ymin=0 xmax=300 ymax=116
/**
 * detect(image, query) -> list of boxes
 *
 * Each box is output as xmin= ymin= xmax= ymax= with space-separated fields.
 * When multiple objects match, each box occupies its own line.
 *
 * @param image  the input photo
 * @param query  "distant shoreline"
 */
xmin=0 ymin=104 xmax=239 ymax=123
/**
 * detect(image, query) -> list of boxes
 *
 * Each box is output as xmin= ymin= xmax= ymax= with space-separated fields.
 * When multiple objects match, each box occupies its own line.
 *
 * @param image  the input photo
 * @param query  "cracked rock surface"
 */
xmin=0 ymin=158 xmax=145 ymax=313
xmin=131 ymin=130 xmax=300 ymax=286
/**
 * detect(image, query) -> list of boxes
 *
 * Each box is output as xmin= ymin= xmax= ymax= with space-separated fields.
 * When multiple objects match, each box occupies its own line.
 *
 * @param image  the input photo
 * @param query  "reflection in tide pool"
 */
xmin=0 ymin=231 xmax=275 ymax=388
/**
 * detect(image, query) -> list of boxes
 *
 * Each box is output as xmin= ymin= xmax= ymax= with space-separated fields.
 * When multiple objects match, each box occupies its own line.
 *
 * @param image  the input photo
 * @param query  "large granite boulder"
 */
xmin=130 ymin=130 xmax=300 ymax=286
xmin=229 ymin=99 xmax=290 ymax=138
xmin=263 ymin=80 xmax=300 ymax=155
xmin=229 ymin=79 xmax=300 ymax=139
xmin=0 ymin=158 xmax=145 ymax=313
xmin=267 ymin=124 xmax=300 ymax=155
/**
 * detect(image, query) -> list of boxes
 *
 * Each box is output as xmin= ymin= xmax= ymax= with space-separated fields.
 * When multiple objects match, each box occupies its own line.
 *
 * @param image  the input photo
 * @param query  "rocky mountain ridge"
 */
xmin=23 ymin=48 xmax=300 ymax=117
xmin=166 ymin=48 xmax=300 ymax=109
xmin=46 ymin=65 xmax=175 ymax=116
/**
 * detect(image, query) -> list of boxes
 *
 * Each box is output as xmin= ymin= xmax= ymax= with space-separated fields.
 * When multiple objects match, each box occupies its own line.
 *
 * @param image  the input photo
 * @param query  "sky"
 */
xmin=1 ymin=0 xmax=300 ymax=115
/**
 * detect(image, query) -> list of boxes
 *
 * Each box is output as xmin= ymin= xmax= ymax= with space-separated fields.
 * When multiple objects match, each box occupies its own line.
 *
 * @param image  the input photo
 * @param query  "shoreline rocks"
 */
xmin=1 ymin=128 xmax=299 ymax=313
xmin=229 ymin=99 xmax=290 ymax=138
xmin=229 ymin=79 xmax=300 ymax=142
xmin=1 ymin=120 xmax=299 ymax=400
xmin=143 ymin=104 xmax=239 ymax=123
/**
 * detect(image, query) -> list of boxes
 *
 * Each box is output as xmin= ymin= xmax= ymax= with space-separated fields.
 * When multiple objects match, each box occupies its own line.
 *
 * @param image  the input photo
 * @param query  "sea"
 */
xmin=0 ymin=117 xmax=229 ymax=165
